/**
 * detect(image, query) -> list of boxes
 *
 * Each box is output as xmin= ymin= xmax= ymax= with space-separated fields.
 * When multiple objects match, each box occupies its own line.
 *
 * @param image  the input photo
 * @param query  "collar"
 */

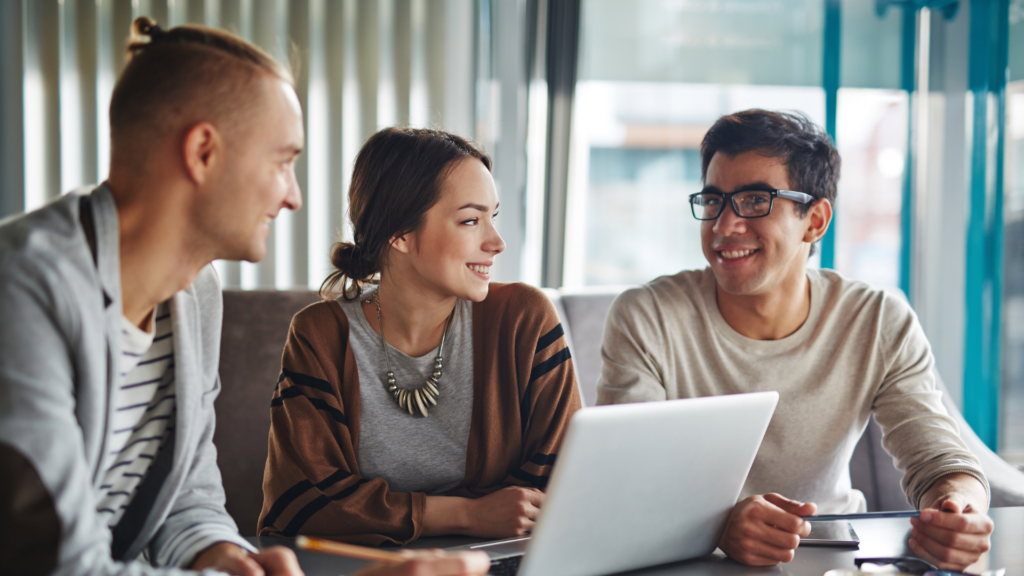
xmin=84 ymin=183 xmax=123 ymax=310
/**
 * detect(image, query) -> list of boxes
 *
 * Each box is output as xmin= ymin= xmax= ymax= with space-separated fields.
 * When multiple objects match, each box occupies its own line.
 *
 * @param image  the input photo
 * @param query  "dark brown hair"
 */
xmin=109 ymin=17 xmax=293 ymax=164
xmin=321 ymin=127 xmax=492 ymax=300
xmin=700 ymin=109 xmax=841 ymax=216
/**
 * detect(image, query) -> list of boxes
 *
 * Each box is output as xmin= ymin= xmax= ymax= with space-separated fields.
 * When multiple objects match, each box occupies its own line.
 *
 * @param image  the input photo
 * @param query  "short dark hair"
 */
xmin=321 ymin=127 xmax=492 ymax=300
xmin=700 ymin=109 xmax=840 ymax=216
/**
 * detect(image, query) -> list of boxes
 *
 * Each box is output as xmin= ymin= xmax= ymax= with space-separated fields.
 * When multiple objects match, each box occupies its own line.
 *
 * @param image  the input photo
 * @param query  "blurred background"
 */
xmin=1 ymin=0 xmax=1022 ymax=468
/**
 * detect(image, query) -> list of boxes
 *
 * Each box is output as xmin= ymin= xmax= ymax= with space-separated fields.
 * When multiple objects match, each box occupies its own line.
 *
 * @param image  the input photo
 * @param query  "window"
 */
xmin=1000 ymin=5 xmax=1024 ymax=465
xmin=566 ymin=0 xmax=826 ymax=287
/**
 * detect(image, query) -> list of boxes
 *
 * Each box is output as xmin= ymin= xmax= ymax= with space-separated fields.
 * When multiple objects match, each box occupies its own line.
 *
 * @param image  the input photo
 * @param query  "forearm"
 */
xmin=919 ymin=472 xmax=989 ymax=513
xmin=421 ymin=496 xmax=473 ymax=537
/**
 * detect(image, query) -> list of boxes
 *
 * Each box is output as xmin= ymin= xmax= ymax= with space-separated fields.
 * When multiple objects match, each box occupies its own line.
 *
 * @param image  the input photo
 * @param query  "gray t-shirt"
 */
xmin=337 ymin=287 xmax=474 ymax=494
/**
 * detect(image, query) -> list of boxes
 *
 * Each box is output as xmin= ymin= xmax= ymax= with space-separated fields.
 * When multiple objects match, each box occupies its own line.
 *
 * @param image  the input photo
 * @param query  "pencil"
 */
xmin=802 ymin=511 xmax=920 ymax=521
xmin=295 ymin=535 xmax=406 ymax=562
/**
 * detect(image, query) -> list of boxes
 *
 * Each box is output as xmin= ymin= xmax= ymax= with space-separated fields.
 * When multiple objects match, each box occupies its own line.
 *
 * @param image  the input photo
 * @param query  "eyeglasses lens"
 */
xmin=734 ymin=191 xmax=772 ymax=217
xmin=691 ymin=194 xmax=722 ymax=220
xmin=690 ymin=191 xmax=773 ymax=220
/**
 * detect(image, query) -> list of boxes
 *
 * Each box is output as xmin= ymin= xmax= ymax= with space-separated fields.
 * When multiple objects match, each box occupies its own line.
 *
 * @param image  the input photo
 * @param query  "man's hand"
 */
xmin=191 ymin=542 xmax=303 ymax=576
xmin=910 ymin=473 xmax=993 ymax=571
xmin=465 ymin=486 xmax=545 ymax=538
xmin=717 ymin=493 xmax=816 ymax=566
xmin=352 ymin=550 xmax=490 ymax=576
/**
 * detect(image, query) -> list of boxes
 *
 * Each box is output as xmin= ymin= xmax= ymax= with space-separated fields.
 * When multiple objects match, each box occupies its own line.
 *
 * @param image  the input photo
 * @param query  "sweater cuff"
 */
xmin=160 ymin=522 xmax=256 ymax=569
xmin=913 ymin=467 xmax=991 ymax=509
xmin=409 ymin=491 xmax=427 ymax=542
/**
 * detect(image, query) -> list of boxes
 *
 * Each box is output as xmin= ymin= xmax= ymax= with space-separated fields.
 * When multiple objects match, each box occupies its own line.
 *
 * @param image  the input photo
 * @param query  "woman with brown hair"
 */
xmin=258 ymin=127 xmax=581 ymax=544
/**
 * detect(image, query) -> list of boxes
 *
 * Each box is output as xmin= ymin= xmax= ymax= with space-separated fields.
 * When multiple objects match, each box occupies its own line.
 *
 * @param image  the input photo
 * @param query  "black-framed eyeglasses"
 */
xmin=854 ymin=556 xmax=1005 ymax=576
xmin=688 ymin=188 xmax=815 ymax=220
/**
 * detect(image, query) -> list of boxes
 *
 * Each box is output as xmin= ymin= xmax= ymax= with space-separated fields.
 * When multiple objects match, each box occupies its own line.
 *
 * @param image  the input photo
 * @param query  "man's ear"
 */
xmin=803 ymin=198 xmax=833 ymax=244
xmin=182 ymin=122 xmax=221 ymax=186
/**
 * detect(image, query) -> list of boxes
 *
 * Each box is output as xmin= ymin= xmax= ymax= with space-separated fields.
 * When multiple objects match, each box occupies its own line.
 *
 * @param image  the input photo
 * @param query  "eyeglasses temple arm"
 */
xmin=776 ymin=190 xmax=815 ymax=203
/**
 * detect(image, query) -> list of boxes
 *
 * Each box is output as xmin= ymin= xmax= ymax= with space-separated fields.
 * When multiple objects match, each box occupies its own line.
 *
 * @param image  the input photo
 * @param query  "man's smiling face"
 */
xmin=700 ymin=150 xmax=817 ymax=298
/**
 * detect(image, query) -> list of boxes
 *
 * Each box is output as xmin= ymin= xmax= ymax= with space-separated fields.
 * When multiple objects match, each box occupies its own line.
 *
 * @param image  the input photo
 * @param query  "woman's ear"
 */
xmin=389 ymin=232 xmax=412 ymax=255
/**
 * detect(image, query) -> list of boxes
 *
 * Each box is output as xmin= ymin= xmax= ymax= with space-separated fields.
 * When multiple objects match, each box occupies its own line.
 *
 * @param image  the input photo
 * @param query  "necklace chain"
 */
xmin=372 ymin=290 xmax=454 ymax=417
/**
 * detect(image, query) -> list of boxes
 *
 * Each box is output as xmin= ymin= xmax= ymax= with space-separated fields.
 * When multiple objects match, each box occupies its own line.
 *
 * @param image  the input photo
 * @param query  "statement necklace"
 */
xmin=371 ymin=291 xmax=455 ymax=417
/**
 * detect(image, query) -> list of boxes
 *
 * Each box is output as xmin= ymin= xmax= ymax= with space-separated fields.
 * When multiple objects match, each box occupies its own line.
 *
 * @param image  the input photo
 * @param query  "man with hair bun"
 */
xmin=598 ymin=109 xmax=993 ymax=571
xmin=0 ymin=17 xmax=488 ymax=576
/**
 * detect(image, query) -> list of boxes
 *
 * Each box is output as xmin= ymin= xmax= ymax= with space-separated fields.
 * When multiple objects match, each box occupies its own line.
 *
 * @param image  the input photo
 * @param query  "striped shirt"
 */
xmin=96 ymin=304 xmax=253 ymax=568
xmin=96 ymin=304 xmax=175 ymax=527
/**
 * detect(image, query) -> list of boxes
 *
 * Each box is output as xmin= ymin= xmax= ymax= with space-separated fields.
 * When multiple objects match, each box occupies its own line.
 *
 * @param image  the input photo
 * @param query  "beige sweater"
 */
xmin=597 ymin=267 xmax=987 ymax=513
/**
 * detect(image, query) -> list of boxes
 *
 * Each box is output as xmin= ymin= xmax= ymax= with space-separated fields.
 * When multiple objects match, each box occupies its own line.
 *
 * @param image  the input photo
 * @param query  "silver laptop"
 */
xmin=449 ymin=391 xmax=779 ymax=576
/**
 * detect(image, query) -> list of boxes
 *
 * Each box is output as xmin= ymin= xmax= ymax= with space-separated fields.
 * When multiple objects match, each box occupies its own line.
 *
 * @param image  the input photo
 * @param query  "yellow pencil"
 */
xmin=295 ymin=535 xmax=406 ymax=563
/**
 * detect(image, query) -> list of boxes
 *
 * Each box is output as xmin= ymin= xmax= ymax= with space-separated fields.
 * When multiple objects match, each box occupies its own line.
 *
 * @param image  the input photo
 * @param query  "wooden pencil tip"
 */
xmin=295 ymin=535 xmax=310 ymax=549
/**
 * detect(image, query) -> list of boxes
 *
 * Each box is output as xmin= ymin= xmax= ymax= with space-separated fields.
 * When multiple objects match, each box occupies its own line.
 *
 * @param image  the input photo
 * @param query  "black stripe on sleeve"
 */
xmin=271 ymin=386 xmax=303 ymax=406
xmin=280 ymin=368 xmax=334 ymax=394
xmin=511 ymin=468 xmax=549 ymax=489
xmin=528 ymin=453 xmax=557 ymax=467
xmin=306 ymin=397 xmax=348 ymax=425
xmin=535 ymin=324 xmax=564 ymax=353
xmin=520 ymin=347 xmax=571 ymax=436
xmin=529 ymin=347 xmax=571 ymax=384
xmin=262 ymin=468 xmax=354 ymax=529
xmin=262 ymin=479 xmax=313 ymax=528
xmin=315 ymin=468 xmax=353 ymax=490
xmin=519 ymin=383 xmax=532 ymax=437
xmin=270 ymin=386 xmax=347 ymax=425
xmin=279 ymin=479 xmax=368 ymax=537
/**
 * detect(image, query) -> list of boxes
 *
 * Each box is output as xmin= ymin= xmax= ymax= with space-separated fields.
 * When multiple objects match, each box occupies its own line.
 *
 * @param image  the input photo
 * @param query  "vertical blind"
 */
xmin=6 ymin=0 xmax=530 ymax=290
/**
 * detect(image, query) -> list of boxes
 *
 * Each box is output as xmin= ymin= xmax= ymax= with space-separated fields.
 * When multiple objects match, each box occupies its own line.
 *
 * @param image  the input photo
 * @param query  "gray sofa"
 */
xmin=215 ymin=288 xmax=1024 ymax=536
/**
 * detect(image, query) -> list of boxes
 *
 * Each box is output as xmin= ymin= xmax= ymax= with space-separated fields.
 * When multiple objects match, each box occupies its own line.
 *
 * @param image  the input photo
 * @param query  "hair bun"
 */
xmin=330 ymin=242 xmax=374 ymax=282
xmin=132 ymin=16 xmax=164 ymax=40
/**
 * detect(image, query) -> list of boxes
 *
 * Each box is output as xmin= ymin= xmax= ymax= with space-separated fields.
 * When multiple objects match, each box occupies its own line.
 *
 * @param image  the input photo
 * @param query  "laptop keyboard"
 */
xmin=488 ymin=555 xmax=523 ymax=576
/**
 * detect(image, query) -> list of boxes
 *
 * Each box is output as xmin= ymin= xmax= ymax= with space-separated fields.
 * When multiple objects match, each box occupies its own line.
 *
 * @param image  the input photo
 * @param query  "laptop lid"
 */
xmin=517 ymin=391 xmax=779 ymax=576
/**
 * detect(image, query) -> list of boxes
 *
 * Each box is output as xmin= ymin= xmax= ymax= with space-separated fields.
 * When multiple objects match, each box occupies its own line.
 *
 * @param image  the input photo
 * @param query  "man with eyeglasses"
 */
xmin=597 ymin=110 xmax=993 ymax=570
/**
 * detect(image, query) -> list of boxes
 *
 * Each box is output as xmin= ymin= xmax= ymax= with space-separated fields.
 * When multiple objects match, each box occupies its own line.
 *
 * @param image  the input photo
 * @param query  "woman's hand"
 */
xmin=422 ymin=487 xmax=545 ymax=539
xmin=464 ymin=486 xmax=544 ymax=538
xmin=352 ymin=550 xmax=490 ymax=576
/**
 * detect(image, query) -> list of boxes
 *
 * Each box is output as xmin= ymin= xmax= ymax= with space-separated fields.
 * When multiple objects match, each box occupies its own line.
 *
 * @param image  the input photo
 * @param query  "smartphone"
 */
xmin=801 ymin=521 xmax=860 ymax=547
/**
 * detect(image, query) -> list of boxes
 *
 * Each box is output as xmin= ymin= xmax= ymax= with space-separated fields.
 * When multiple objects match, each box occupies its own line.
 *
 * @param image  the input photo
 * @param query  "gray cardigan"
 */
xmin=0 ymin=185 xmax=247 ymax=575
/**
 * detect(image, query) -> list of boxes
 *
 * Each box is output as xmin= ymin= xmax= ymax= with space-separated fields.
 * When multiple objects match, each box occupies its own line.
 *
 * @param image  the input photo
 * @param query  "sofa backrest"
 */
xmin=215 ymin=286 xmax=1024 ymax=535
xmin=557 ymin=288 xmax=627 ymax=406
xmin=216 ymin=289 xmax=320 ymax=536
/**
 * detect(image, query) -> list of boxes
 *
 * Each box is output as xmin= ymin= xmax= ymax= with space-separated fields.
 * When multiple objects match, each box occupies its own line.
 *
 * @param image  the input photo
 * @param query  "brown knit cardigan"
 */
xmin=258 ymin=282 xmax=582 ymax=544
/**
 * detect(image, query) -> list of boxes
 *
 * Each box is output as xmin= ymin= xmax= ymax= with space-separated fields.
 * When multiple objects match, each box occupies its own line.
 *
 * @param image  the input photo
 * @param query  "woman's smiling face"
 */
xmin=391 ymin=157 xmax=505 ymax=302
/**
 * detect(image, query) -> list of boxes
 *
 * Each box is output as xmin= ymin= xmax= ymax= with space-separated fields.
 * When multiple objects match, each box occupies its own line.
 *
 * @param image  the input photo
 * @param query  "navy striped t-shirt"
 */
xmin=96 ymin=303 xmax=175 ymax=526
